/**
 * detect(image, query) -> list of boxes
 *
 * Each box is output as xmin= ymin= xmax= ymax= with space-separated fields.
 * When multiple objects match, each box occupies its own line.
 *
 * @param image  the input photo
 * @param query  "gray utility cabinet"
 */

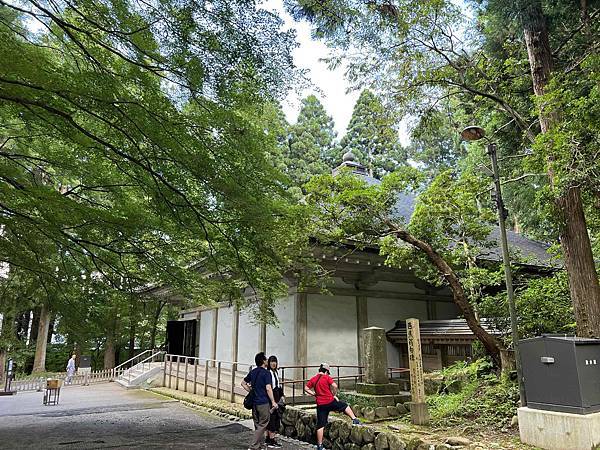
xmin=520 ymin=335 xmax=600 ymax=414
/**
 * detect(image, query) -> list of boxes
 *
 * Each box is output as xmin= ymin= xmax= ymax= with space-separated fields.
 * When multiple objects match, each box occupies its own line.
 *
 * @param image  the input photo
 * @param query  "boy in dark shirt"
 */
xmin=242 ymin=352 xmax=278 ymax=450
xmin=305 ymin=363 xmax=360 ymax=450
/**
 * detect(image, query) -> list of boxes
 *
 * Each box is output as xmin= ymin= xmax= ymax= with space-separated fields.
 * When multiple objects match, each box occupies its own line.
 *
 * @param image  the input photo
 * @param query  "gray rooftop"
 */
xmin=333 ymin=153 xmax=557 ymax=269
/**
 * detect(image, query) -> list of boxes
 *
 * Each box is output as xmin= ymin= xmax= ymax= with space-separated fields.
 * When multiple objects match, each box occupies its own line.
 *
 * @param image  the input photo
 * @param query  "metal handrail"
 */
xmin=114 ymin=349 xmax=155 ymax=374
xmin=125 ymin=351 xmax=165 ymax=383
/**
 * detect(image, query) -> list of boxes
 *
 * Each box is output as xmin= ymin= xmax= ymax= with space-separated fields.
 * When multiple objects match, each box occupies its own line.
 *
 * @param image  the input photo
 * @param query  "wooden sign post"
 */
xmin=406 ymin=318 xmax=430 ymax=425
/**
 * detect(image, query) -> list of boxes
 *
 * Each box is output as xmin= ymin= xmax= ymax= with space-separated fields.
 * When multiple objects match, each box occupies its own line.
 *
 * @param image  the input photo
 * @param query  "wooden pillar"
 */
xmin=196 ymin=312 xmax=201 ymax=358
xmin=406 ymin=318 xmax=429 ymax=425
xmin=258 ymin=297 xmax=267 ymax=353
xmin=210 ymin=307 xmax=218 ymax=367
xmin=294 ymin=292 xmax=307 ymax=380
xmin=356 ymin=296 xmax=368 ymax=367
xmin=230 ymin=305 xmax=239 ymax=403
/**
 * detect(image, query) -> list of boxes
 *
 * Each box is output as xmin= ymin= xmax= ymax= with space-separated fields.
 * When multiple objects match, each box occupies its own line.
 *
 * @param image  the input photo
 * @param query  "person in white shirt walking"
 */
xmin=65 ymin=355 xmax=76 ymax=384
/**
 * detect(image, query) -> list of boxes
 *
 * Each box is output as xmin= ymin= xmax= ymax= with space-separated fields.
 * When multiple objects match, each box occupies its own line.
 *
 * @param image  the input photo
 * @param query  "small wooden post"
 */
xmin=193 ymin=358 xmax=198 ymax=395
xmin=216 ymin=361 xmax=222 ymax=399
xmin=406 ymin=318 xmax=429 ymax=425
xmin=163 ymin=355 xmax=168 ymax=387
xmin=203 ymin=360 xmax=209 ymax=396
xmin=175 ymin=356 xmax=181 ymax=391
xmin=230 ymin=360 xmax=238 ymax=403
xmin=184 ymin=357 xmax=189 ymax=392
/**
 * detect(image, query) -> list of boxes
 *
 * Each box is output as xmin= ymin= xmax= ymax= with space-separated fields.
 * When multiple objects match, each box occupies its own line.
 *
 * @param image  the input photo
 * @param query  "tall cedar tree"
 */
xmin=286 ymin=0 xmax=600 ymax=338
xmin=286 ymin=95 xmax=339 ymax=186
xmin=341 ymin=90 xmax=406 ymax=178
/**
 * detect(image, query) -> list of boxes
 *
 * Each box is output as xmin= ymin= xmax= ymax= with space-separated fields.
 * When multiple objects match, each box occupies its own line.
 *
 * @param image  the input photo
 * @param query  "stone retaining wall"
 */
xmin=279 ymin=406 xmax=429 ymax=450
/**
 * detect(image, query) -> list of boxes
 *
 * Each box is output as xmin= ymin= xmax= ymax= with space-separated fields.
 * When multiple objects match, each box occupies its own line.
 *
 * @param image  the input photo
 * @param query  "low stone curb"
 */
xmin=149 ymin=387 xmax=253 ymax=420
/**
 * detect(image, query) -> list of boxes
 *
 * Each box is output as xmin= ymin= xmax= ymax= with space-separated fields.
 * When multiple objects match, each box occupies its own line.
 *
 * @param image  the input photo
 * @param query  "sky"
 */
xmin=261 ymin=0 xmax=374 ymax=141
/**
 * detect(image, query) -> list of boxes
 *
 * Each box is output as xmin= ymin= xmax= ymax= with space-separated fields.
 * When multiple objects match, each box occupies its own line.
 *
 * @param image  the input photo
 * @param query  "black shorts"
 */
xmin=316 ymin=400 xmax=348 ymax=429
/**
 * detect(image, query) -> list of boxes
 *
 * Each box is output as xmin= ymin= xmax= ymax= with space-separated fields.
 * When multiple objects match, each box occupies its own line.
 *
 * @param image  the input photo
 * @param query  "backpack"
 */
xmin=243 ymin=369 xmax=256 ymax=410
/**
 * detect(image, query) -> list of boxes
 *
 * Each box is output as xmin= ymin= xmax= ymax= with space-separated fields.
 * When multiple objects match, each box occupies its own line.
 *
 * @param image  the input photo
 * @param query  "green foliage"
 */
xmin=480 ymin=272 xmax=575 ymax=342
xmin=285 ymin=95 xmax=339 ymax=186
xmin=427 ymin=359 xmax=519 ymax=429
xmin=0 ymin=0 xmax=306 ymax=332
xmin=340 ymin=90 xmax=406 ymax=178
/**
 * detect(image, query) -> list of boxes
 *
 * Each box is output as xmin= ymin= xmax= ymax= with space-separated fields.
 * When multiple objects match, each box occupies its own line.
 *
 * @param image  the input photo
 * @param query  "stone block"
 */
xmin=345 ymin=443 xmax=361 ymax=450
xmin=361 ymin=444 xmax=375 ymax=450
xmin=387 ymin=433 xmax=407 ymax=450
xmin=394 ymin=392 xmax=412 ymax=404
xmin=349 ymin=392 xmax=398 ymax=407
xmin=357 ymin=383 xmax=400 ymax=396
xmin=405 ymin=437 xmax=424 ymax=450
xmin=387 ymin=406 xmax=399 ymax=416
xmin=423 ymin=375 xmax=443 ymax=395
xmin=375 ymin=406 xmax=389 ymax=419
xmin=338 ymin=421 xmax=352 ymax=441
xmin=518 ymin=406 xmax=600 ymax=450
xmin=444 ymin=436 xmax=470 ymax=446
xmin=395 ymin=403 xmax=408 ymax=414
xmin=363 ymin=406 xmax=375 ymax=421
xmin=351 ymin=425 xmax=363 ymax=444
xmin=362 ymin=327 xmax=389 ymax=384
xmin=361 ymin=427 xmax=376 ymax=443
xmin=374 ymin=432 xmax=389 ymax=450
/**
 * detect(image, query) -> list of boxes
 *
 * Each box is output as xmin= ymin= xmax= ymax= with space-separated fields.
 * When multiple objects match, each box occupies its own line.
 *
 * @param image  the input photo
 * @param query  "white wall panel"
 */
xmin=215 ymin=306 xmax=233 ymax=363
xmin=367 ymin=297 xmax=428 ymax=368
xmin=266 ymin=295 xmax=295 ymax=366
xmin=198 ymin=310 xmax=213 ymax=359
xmin=307 ymin=294 xmax=357 ymax=375
xmin=238 ymin=309 xmax=259 ymax=365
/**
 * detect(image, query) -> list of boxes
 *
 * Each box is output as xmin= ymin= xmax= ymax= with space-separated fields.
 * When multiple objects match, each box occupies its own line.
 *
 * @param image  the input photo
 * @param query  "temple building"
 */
xmin=163 ymin=153 xmax=554 ymax=372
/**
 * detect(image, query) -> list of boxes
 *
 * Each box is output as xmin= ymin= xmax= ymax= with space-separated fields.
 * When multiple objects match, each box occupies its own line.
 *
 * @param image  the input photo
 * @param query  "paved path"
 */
xmin=0 ymin=383 xmax=311 ymax=449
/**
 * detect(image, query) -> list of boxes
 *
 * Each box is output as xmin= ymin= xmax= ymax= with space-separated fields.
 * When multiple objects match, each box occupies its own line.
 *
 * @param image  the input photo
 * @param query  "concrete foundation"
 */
xmin=518 ymin=406 xmax=600 ymax=450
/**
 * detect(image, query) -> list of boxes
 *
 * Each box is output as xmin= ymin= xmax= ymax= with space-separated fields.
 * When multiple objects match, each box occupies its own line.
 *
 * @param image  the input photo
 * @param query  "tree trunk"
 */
xmin=128 ymin=313 xmax=136 ymax=360
xmin=104 ymin=333 xmax=116 ymax=370
xmin=386 ymin=219 xmax=504 ymax=367
xmin=32 ymin=304 xmax=51 ymax=373
xmin=0 ymin=312 xmax=15 ymax=381
xmin=47 ymin=314 xmax=55 ymax=344
xmin=522 ymin=0 xmax=600 ymax=337
xmin=149 ymin=301 xmax=165 ymax=350
xmin=104 ymin=315 xmax=118 ymax=370
xmin=29 ymin=307 xmax=40 ymax=345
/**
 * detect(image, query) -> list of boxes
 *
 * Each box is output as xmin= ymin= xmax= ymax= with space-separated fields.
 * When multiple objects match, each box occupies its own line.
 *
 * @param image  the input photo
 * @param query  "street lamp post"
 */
xmin=461 ymin=126 xmax=527 ymax=407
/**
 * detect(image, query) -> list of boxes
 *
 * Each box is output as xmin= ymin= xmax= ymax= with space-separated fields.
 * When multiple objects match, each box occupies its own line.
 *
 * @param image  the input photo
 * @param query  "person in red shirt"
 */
xmin=305 ymin=363 xmax=360 ymax=450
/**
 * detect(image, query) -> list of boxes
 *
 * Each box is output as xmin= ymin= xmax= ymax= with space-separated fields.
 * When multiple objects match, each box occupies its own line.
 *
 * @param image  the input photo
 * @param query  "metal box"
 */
xmin=79 ymin=355 xmax=91 ymax=369
xmin=519 ymin=335 xmax=600 ymax=414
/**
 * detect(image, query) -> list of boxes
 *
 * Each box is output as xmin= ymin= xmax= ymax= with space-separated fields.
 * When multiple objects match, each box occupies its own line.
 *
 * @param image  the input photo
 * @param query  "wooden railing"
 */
xmin=163 ymin=354 xmax=253 ymax=402
xmin=279 ymin=365 xmax=410 ymax=405
xmin=163 ymin=354 xmax=410 ymax=406
xmin=11 ymin=369 xmax=117 ymax=392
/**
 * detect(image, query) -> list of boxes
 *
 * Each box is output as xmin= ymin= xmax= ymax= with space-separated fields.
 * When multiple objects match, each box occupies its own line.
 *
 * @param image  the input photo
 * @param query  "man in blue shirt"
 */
xmin=242 ymin=352 xmax=278 ymax=450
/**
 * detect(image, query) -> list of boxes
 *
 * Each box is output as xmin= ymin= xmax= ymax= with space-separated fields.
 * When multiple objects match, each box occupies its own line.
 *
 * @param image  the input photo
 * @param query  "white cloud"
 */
xmin=262 ymin=0 xmax=411 ymax=147
xmin=262 ymin=0 xmax=359 ymax=138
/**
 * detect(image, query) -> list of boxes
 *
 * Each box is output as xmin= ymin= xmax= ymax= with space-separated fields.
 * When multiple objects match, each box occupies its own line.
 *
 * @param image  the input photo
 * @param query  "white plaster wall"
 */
xmin=434 ymin=301 xmax=460 ymax=319
xmin=238 ymin=309 xmax=259 ymax=366
xmin=216 ymin=306 xmax=233 ymax=366
xmin=307 ymin=294 xmax=358 ymax=376
xmin=198 ymin=310 xmax=213 ymax=360
xmin=367 ymin=297 xmax=429 ymax=368
xmin=266 ymin=295 xmax=295 ymax=365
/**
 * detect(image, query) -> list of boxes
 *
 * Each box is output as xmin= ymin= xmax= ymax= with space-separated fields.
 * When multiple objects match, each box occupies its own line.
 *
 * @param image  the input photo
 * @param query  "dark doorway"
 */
xmin=166 ymin=320 xmax=197 ymax=356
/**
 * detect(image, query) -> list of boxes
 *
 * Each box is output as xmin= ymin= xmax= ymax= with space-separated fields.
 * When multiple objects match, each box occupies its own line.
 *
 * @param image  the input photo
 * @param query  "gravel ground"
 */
xmin=0 ymin=383 xmax=312 ymax=450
